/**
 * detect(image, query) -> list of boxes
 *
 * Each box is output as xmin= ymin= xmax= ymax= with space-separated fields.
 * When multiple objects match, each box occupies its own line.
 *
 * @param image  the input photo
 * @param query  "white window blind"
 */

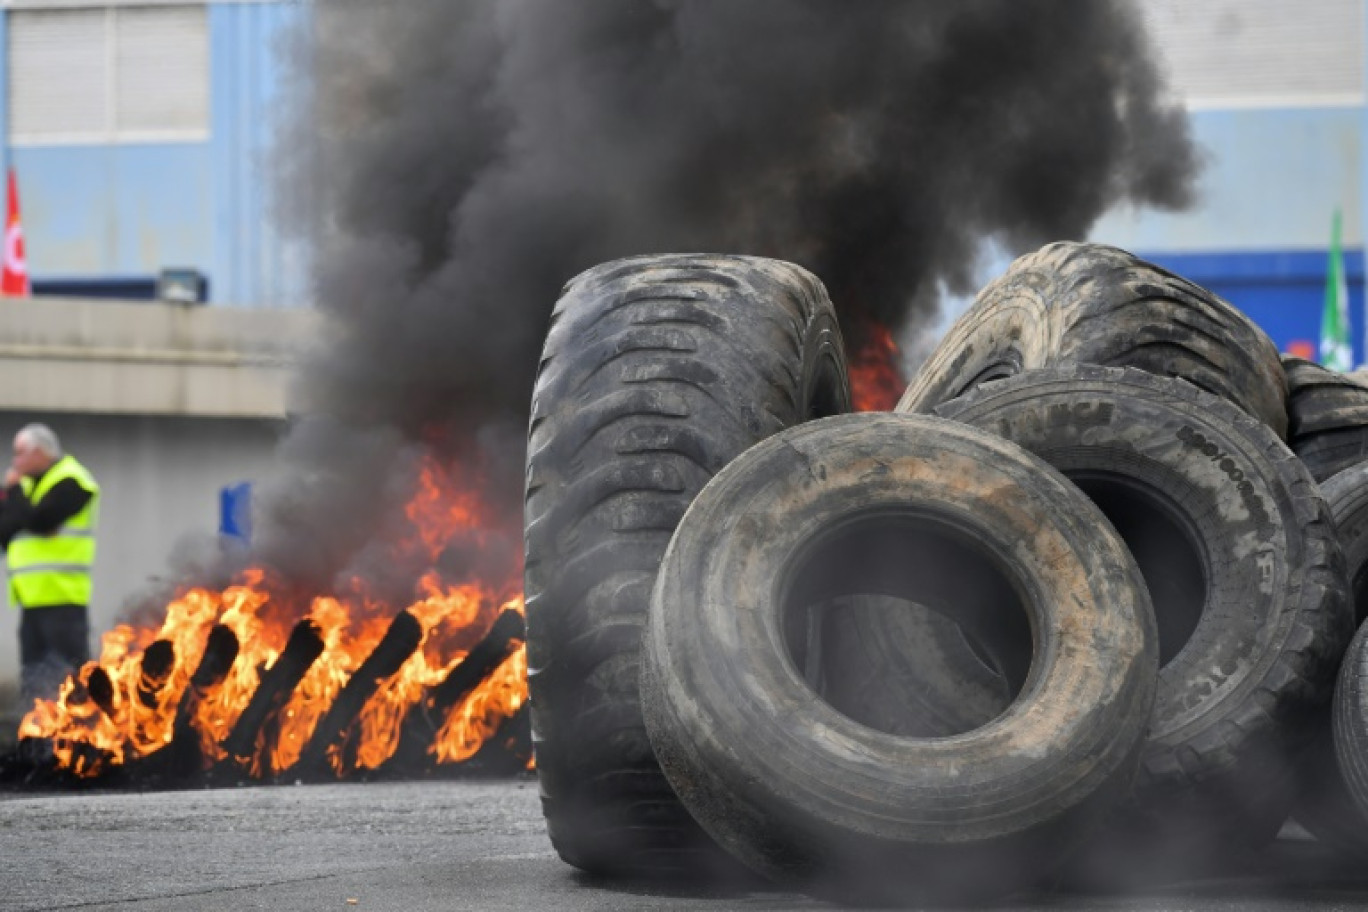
xmin=114 ymin=5 xmax=208 ymax=135
xmin=8 ymin=4 xmax=209 ymax=144
xmin=1140 ymin=0 xmax=1366 ymax=109
xmin=8 ymin=8 xmax=105 ymax=141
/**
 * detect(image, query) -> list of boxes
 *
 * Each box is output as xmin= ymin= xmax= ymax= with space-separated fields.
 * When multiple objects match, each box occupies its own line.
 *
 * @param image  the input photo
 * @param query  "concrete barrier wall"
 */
xmin=0 ymin=296 xmax=316 ymax=416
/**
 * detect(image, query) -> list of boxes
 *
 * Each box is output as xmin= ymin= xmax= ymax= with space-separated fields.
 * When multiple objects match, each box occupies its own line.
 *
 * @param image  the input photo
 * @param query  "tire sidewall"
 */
xmin=934 ymin=366 xmax=1350 ymax=813
xmin=643 ymin=413 xmax=1156 ymax=899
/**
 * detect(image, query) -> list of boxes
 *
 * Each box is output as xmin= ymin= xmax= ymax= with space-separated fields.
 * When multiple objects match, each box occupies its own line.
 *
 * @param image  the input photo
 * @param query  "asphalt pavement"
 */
xmin=3 ymin=777 xmax=1368 ymax=911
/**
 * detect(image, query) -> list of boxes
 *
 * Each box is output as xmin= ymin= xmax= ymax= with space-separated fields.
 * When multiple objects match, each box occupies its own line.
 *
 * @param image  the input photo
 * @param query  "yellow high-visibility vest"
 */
xmin=7 ymin=455 xmax=99 ymax=609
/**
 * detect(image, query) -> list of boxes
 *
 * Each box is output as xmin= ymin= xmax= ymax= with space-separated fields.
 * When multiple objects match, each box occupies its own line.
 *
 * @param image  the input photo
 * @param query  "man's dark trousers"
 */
xmin=18 ymin=604 xmax=89 ymax=704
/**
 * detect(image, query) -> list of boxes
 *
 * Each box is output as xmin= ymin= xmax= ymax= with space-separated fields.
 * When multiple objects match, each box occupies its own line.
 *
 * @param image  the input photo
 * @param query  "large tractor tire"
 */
xmin=900 ymin=242 xmax=1288 ymax=438
xmin=1283 ymin=356 xmax=1368 ymax=482
xmin=1334 ymin=619 xmax=1368 ymax=840
xmin=1293 ymin=461 xmax=1368 ymax=854
xmin=641 ymin=413 xmax=1157 ymax=905
xmin=934 ymin=365 xmax=1352 ymax=882
xmin=1321 ymin=461 xmax=1368 ymax=629
xmin=524 ymin=254 xmax=850 ymax=878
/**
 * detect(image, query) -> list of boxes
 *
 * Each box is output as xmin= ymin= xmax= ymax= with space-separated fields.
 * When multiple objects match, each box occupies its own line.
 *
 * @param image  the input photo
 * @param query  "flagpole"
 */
xmin=1362 ymin=5 xmax=1368 ymax=369
xmin=1321 ymin=209 xmax=1351 ymax=371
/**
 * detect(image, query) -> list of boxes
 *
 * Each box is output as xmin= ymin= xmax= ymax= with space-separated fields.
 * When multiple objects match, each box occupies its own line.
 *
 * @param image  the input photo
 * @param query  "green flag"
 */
xmin=1321 ymin=208 xmax=1352 ymax=371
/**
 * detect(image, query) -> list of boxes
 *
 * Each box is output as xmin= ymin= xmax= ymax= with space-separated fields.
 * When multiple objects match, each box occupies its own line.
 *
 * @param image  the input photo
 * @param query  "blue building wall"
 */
xmin=1093 ymin=105 xmax=1367 ymax=366
xmin=12 ymin=144 xmax=214 ymax=277
xmin=1092 ymin=107 xmax=1363 ymax=252
xmin=209 ymin=0 xmax=309 ymax=307
xmin=1145 ymin=249 xmax=1366 ymax=365
xmin=0 ymin=2 xmax=1361 ymax=338
xmin=0 ymin=1 xmax=309 ymax=307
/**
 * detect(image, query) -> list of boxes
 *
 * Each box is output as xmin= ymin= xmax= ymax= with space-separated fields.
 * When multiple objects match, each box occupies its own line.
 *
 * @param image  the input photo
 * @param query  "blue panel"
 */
xmin=1142 ymin=249 xmax=1368 ymax=367
xmin=219 ymin=481 xmax=252 ymax=542
xmin=1092 ymin=108 xmax=1363 ymax=252
xmin=12 ymin=144 xmax=213 ymax=277
xmin=210 ymin=1 xmax=311 ymax=307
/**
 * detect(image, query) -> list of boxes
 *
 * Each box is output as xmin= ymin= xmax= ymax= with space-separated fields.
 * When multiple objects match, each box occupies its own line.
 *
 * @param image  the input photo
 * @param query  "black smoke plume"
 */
xmin=254 ymin=0 xmax=1198 ymax=592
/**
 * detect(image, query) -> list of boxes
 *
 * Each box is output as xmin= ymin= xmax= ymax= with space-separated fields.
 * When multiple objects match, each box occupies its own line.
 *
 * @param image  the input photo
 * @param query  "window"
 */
xmin=9 ymin=4 xmax=209 ymax=144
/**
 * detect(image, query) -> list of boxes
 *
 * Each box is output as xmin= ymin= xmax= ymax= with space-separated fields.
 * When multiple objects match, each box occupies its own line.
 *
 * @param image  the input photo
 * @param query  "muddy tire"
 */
xmin=641 ymin=413 xmax=1157 ymax=905
xmin=1293 ymin=714 xmax=1368 ymax=857
xmin=934 ymin=365 xmax=1352 ymax=866
xmin=1296 ymin=431 xmax=1368 ymax=484
xmin=1334 ymin=620 xmax=1368 ymax=844
xmin=1284 ymin=357 xmax=1368 ymax=482
xmin=524 ymin=254 xmax=850 ymax=878
xmin=1323 ymin=462 xmax=1368 ymax=628
xmin=900 ymin=242 xmax=1288 ymax=438
xmin=1293 ymin=461 xmax=1368 ymax=854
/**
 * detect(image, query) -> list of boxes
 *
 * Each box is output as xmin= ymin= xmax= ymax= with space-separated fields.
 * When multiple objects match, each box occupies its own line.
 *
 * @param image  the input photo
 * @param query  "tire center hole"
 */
xmin=1068 ymin=473 xmax=1206 ymax=667
xmin=780 ymin=511 xmax=1033 ymax=738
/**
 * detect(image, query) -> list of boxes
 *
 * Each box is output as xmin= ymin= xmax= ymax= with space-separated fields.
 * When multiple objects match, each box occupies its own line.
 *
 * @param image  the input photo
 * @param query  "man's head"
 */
xmin=13 ymin=423 xmax=62 ymax=479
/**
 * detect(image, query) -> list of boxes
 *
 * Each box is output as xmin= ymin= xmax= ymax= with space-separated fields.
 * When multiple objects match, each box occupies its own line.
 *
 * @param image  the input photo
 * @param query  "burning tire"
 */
xmin=524 ymin=254 xmax=850 ymax=877
xmin=933 ymin=365 xmax=1353 ymax=867
xmin=1284 ymin=356 xmax=1368 ymax=482
xmin=899 ymin=242 xmax=1289 ymax=438
xmin=641 ymin=413 xmax=1157 ymax=905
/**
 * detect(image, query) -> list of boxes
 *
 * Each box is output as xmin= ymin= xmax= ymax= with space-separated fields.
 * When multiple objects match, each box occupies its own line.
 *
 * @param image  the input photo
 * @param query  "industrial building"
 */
xmin=0 ymin=0 xmax=1360 ymax=695
xmin=1097 ymin=0 xmax=1366 ymax=363
xmin=3 ymin=0 xmax=307 ymax=306
xmin=0 ymin=0 xmax=310 ymax=698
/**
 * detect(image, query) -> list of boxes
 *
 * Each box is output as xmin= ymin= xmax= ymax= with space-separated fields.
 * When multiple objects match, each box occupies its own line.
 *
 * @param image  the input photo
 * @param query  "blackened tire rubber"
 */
xmin=1284 ymin=356 xmax=1368 ymax=482
xmin=641 ymin=413 xmax=1157 ymax=905
xmin=934 ymin=365 xmax=1352 ymax=865
xmin=900 ymin=242 xmax=1289 ymax=438
xmin=524 ymin=254 xmax=850 ymax=878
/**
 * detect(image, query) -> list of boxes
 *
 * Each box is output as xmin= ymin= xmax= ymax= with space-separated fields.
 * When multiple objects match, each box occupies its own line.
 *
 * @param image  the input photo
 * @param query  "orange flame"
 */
xmin=849 ymin=322 xmax=907 ymax=412
xmin=432 ymin=638 xmax=527 ymax=764
xmin=19 ymin=453 xmax=529 ymax=780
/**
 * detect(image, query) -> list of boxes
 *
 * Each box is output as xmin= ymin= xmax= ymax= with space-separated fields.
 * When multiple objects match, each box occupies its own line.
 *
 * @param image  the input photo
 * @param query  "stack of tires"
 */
xmin=523 ymin=244 xmax=1364 ymax=905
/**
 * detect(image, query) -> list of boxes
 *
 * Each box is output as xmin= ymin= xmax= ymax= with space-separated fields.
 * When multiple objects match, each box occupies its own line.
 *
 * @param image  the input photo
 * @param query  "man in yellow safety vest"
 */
xmin=0 ymin=423 xmax=99 ymax=703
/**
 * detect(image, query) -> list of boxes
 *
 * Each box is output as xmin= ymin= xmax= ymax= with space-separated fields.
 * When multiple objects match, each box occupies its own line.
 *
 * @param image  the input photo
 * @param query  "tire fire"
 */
xmin=849 ymin=322 xmax=907 ymax=412
xmin=17 ymin=453 xmax=529 ymax=781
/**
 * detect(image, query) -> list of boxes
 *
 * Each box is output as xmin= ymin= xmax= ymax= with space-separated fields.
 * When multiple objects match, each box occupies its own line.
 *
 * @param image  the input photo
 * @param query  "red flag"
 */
xmin=2 ymin=168 xmax=29 ymax=296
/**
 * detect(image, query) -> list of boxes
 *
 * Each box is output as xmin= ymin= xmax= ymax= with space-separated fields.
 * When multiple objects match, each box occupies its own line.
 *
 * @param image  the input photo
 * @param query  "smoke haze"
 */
xmin=254 ymin=0 xmax=1199 ymax=592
